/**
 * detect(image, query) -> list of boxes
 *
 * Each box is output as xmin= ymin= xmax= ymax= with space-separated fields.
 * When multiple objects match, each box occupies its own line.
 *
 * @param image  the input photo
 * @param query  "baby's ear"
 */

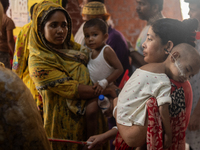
xmin=171 ymin=51 xmax=180 ymax=62
xmin=104 ymin=33 xmax=109 ymax=41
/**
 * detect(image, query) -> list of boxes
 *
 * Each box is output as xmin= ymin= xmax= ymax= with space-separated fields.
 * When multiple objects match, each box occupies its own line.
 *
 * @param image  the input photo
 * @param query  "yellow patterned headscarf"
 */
xmin=29 ymin=1 xmax=91 ymax=115
xmin=30 ymin=1 xmax=88 ymax=63
xmin=29 ymin=1 xmax=90 ymax=88
xmin=42 ymin=0 xmax=62 ymax=5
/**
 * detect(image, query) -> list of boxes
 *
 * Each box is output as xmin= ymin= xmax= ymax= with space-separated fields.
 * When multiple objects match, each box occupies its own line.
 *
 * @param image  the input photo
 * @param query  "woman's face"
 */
xmin=136 ymin=0 xmax=153 ymax=21
xmin=43 ymin=11 xmax=68 ymax=49
xmin=142 ymin=27 xmax=167 ymax=63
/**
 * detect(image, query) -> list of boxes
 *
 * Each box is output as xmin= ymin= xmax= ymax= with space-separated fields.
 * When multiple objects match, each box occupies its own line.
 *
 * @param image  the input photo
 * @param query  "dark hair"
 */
xmin=30 ymin=3 xmax=37 ymax=18
xmin=152 ymin=18 xmax=198 ymax=47
xmin=88 ymin=0 xmax=104 ymax=3
xmin=83 ymin=18 xmax=108 ymax=34
xmin=62 ymin=0 xmax=68 ymax=8
xmin=148 ymin=0 xmax=163 ymax=11
xmin=0 ymin=0 xmax=9 ymax=10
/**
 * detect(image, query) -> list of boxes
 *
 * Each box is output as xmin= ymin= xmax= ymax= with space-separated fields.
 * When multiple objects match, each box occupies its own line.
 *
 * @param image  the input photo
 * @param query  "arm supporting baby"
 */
xmin=113 ymin=97 xmax=147 ymax=147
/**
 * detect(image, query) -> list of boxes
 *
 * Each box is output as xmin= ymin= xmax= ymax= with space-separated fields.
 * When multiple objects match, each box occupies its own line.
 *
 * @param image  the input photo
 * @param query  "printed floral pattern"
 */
xmin=31 ymin=68 xmax=50 ymax=79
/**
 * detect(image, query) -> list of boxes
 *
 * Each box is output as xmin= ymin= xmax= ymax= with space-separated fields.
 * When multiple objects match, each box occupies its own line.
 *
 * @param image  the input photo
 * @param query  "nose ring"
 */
xmin=58 ymin=28 xmax=63 ymax=33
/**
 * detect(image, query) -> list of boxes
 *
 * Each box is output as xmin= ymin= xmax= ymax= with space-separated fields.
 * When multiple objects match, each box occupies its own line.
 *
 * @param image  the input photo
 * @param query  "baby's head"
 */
xmin=166 ymin=43 xmax=200 ymax=82
xmin=83 ymin=18 xmax=108 ymax=50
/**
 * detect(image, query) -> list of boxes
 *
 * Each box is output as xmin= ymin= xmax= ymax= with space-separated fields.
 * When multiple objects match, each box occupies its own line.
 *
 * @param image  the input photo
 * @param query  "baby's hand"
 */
xmin=93 ymin=82 xmax=104 ymax=95
xmin=163 ymin=133 xmax=172 ymax=149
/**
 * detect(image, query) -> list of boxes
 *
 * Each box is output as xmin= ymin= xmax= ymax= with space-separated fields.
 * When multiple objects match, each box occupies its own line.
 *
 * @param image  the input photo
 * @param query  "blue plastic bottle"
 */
xmin=98 ymin=95 xmax=111 ymax=113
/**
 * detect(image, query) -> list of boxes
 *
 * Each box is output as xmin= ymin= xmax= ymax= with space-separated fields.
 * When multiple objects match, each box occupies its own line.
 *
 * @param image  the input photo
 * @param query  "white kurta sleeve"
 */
xmin=154 ymin=82 xmax=172 ymax=106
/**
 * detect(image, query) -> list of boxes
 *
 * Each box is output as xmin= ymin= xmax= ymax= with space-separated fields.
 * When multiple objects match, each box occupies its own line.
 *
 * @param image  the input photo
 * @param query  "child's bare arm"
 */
xmin=159 ymin=103 xmax=172 ymax=149
xmin=103 ymin=46 xmax=124 ymax=84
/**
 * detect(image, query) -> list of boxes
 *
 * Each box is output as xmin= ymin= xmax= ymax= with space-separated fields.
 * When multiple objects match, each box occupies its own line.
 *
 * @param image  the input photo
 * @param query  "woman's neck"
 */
xmin=46 ymin=41 xmax=64 ymax=49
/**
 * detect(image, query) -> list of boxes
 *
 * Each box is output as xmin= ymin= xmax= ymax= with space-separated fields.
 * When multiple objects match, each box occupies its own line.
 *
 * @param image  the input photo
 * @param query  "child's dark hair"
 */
xmin=83 ymin=18 xmax=108 ymax=34
xmin=0 ymin=0 xmax=9 ymax=10
xmin=152 ymin=18 xmax=198 ymax=47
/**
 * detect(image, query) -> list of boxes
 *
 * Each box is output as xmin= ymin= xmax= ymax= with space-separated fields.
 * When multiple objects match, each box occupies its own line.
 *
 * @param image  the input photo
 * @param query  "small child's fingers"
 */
xmin=93 ymin=84 xmax=98 ymax=89
xmin=95 ymin=87 xmax=102 ymax=95
xmin=163 ymin=144 xmax=169 ymax=149
xmin=95 ymin=86 xmax=102 ymax=93
xmin=97 ymin=88 xmax=103 ymax=95
xmin=92 ymin=85 xmax=96 ymax=89
xmin=94 ymin=89 xmax=99 ymax=95
xmin=164 ymin=142 xmax=172 ymax=149
xmin=163 ymin=145 xmax=170 ymax=149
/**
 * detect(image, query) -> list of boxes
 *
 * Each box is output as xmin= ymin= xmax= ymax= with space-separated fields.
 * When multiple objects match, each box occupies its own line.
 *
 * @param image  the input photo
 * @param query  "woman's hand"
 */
xmin=87 ymin=134 xmax=107 ymax=149
xmin=86 ymin=128 xmax=118 ymax=149
xmin=103 ymin=84 xmax=119 ymax=98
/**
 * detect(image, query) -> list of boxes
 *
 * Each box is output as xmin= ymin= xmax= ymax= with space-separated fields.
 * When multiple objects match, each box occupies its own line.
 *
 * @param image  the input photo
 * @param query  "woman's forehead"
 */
xmin=147 ymin=27 xmax=156 ymax=37
xmin=47 ymin=11 xmax=67 ymax=21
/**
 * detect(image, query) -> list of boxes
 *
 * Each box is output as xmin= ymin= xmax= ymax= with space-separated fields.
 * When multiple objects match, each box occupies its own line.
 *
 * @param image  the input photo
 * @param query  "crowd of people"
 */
xmin=0 ymin=0 xmax=199 ymax=150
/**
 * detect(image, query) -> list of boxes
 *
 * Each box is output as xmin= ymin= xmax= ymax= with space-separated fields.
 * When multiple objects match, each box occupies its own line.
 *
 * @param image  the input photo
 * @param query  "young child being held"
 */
xmin=116 ymin=43 xmax=200 ymax=149
xmin=83 ymin=18 xmax=123 ymax=137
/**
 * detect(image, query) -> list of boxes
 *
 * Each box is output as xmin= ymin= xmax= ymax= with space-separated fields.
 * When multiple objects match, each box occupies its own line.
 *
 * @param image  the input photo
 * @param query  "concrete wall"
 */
xmin=67 ymin=0 xmax=182 ymax=47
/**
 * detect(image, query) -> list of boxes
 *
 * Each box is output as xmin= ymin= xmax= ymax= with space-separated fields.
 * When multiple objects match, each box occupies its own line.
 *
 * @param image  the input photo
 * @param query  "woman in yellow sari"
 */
xmin=12 ymin=3 xmax=43 ymax=117
xmin=29 ymin=1 xmax=116 ymax=150
xmin=12 ymin=0 xmax=72 ymax=118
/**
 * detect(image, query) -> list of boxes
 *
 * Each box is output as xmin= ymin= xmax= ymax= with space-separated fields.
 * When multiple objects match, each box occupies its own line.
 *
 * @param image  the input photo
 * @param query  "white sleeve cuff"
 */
xmin=157 ymin=97 xmax=172 ymax=106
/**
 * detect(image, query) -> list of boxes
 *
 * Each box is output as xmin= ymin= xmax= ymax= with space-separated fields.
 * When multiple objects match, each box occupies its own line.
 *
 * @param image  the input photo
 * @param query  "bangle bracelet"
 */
xmin=112 ymin=126 xmax=118 ymax=130
xmin=113 ymin=106 xmax=117 ymax=117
